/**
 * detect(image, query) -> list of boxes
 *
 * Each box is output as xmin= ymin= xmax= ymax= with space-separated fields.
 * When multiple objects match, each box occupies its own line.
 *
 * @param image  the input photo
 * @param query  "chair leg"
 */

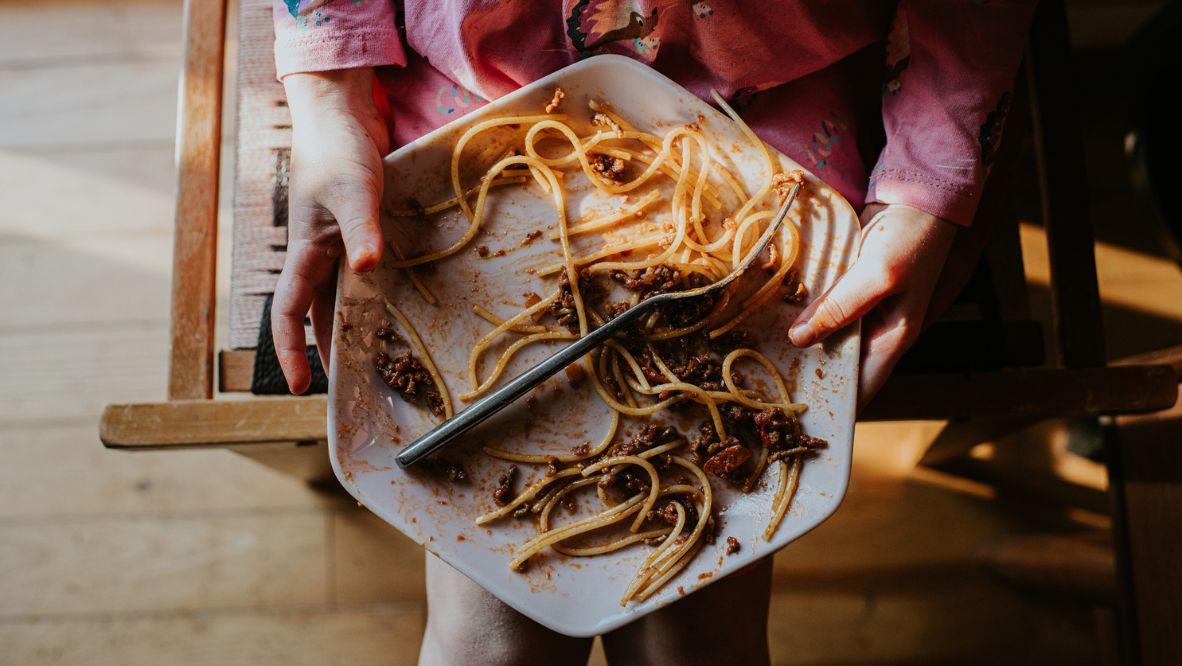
xmin=1108 ymin=398 xmax=1182 ymax=664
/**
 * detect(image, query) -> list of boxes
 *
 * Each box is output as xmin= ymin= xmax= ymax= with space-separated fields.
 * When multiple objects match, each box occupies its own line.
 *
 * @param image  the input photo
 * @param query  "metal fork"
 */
xmin=395 ymin=182 xmax=801 ymax=468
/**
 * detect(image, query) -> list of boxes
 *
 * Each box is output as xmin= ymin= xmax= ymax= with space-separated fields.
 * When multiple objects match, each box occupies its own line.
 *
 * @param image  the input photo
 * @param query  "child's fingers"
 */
xmin=271 ymin=269 xmax=313 ymax=395
xmin=856 ymin=298 xmax=921 ymax=410
xmin=788 ymin=260 xmax=892 ymax=347
xmin=271 ymin=242 xmax=337 ymax=394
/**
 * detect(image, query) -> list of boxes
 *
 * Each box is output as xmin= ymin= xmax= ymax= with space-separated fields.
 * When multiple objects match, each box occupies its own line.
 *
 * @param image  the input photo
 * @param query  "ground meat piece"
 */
xmin=559 ymin=492 xmax=578 ymax=513
xmin=651 ymin=453 xmax=674 ymax=471
xmin=374 ymin=351 xmax=444 ymax=416
xmin=571 ymin=442 xmax=591 ymax=457
xmin=720 ymin=403 xmax=756 ymax=431
xmin=611 ymin=265 xmax=679 ymax=298
xmin=523 ymin=291 xmax=542 ymax=308
xmin=598 ymin=426 xmax=678 ymax=496
xmin=589 ymin=152 xmax=626 ymax=182
xmin=548 ymin=269 xmax=590 ymax=332
xmin=636 ymin=347 xmax=670 ymax=385
xmin=656 ymin=274 xmax=715 ymax=327
xmin=603 ymin=301 xmax=630 ymax=321
xmin=545 ymin=456 xmax=561 ymax=477
xmin=771 ymin=169 xmax=804 ymax=203
xmin=768 ymin=434 xmax=829 ymax=462
xmin=761 ymin=242 xmax=780 ymax=271
xmin=564 ymin=364 xmax=586 ymax=387
xmin=598 ymin=464 xmax=650 ymax=496
xmin=650 ymin=500 xmax=681 ymax=524
xmin=689 ymin=422 xmax=718 ymax=466
xmin=689 ymin=420 xmax=743 ymax=464
xmin=800 ymin=434 xmax=827 ymax=449
xmin=783 ymin=280 xmax=809 ymax=304
xmin=374 ymin=322 xmax=402 ymax=343
xmin=592 ymin=111 xmax=622 ymax=134
xmin=492 ymin=465 xmax=518 ymax=506
xmin=753 ymin=408 xmax=800 ymax=452
xmin=622 ymin=470 xmax=649 ymax=493
xmin=726 ymin=536 xmax=741 ymax=555
xmin=658 ymin=334 xmax=724 ymax=390
xmin=607 ymin=424 xmax=678 ymax=458
xmin=716 ymin=436 xmax=742 ymax=456
xmin=522 ymin=230 xmax=543 ymax=246
xmin=544 ymin=86 xmax=565 ymax=113
xmin=648 ymin=498 xmax=697 ymax=528
xmin=476 ymin=245 xmax=490 ymax=258
xmin=703 ymin=443 xmax=752 ymax=477
xmin=420 ymin=458 xmax=467 ymax=483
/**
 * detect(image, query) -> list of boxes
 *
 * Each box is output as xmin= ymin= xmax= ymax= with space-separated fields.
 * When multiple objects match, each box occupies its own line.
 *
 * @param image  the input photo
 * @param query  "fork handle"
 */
xmin=395 ymin=297 xmax=655 ymax=468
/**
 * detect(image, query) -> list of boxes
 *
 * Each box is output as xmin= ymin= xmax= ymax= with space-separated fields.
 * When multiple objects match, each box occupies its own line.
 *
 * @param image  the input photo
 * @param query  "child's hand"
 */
xmin=272 ymin=68 xmax=391 ymax=394
xmin=788 ymin=203 xmax=956 ymax=408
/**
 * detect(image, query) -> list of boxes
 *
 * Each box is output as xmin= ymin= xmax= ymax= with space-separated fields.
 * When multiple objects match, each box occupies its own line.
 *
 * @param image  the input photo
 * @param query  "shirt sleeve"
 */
xmin=866 ymin=0 xmax=1036 ymax=225
xmin=273 ymin=0 xmax=405 ymax=80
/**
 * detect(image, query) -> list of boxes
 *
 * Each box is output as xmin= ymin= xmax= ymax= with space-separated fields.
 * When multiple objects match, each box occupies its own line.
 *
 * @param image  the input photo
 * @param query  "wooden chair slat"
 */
xmin=168 ymin=0 xmax=228 ymax=399
xmin=1113 ymin=400 xmax=1182 ymax=664
xmin=1026 ymin=0 xmax=1107 ymax=369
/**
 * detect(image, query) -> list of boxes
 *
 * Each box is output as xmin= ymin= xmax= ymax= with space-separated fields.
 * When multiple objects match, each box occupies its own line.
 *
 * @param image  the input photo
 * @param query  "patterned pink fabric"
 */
xmin=273 ymin=0 xmax=1035 ymax=225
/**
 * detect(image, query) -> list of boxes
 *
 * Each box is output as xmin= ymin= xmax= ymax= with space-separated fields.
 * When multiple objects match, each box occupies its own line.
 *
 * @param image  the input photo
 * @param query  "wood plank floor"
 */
xmin=2 ymin=1 xmax=1178 ymax=664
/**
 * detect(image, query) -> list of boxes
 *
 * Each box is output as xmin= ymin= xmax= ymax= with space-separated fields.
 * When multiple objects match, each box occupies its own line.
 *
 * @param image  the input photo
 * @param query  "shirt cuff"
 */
xmin=865 ymin=167 xmax=981 ymax=226
xmin=274 ymin=28 xmax=406 ymax=80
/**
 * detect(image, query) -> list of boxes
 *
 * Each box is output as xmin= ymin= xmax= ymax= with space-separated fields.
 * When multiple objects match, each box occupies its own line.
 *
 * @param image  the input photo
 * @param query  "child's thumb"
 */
xmin=321 ymin=173 xmax=384 ymax=272
xmin=788 ymin=261 xmax=888 ymax=347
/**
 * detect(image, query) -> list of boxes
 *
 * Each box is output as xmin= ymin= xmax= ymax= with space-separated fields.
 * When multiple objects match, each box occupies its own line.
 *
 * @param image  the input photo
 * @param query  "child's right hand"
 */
xmin=272 ymin=68 xmax=391 ymax=394
xmin=788 ymin=203 xmax=957 ymax=409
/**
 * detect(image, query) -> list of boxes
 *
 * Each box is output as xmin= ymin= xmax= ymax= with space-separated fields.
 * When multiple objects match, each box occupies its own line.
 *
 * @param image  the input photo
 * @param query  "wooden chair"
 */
xmin=98 ymin=0 xmax=1179 ymax=661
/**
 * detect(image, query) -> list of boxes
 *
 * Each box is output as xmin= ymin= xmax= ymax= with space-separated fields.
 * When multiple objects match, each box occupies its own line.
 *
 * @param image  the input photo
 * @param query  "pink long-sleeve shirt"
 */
xmin=273 ymin=0 xmax=1035 ymax=226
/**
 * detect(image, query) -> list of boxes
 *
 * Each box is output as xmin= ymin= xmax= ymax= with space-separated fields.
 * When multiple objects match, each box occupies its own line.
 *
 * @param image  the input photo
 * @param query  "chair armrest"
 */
xmin=100 ymin=397 xmax=327 ymax=448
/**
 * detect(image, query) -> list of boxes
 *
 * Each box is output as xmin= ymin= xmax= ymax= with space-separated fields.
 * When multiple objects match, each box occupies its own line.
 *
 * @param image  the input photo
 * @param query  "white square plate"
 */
xmin=328 ymin=55 xmax=860 ymax=637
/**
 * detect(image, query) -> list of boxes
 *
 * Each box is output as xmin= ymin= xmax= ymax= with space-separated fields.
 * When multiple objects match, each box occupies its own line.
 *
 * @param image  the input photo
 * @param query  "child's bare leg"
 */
xmin=419 ymin=554 xmax=594 ymax=665
xmin=600 ymin=557 xmax=773 ymax=666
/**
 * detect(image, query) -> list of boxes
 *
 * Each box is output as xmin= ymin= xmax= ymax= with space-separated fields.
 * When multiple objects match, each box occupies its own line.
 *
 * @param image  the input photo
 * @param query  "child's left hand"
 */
xmin=787 ymin=203 xmax=957 ymax=408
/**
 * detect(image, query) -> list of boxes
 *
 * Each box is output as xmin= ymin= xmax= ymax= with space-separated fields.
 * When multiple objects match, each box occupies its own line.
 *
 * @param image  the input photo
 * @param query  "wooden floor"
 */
xmin=2 ymin=1 xmax=1180 ymax=664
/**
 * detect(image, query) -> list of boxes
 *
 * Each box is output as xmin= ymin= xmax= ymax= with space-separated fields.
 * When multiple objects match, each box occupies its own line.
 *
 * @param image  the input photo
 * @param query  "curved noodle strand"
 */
xmin=394 ymin=154 xmax=565 ymax=267
xmin=482 ymin=410 xmax=620 ymax=464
